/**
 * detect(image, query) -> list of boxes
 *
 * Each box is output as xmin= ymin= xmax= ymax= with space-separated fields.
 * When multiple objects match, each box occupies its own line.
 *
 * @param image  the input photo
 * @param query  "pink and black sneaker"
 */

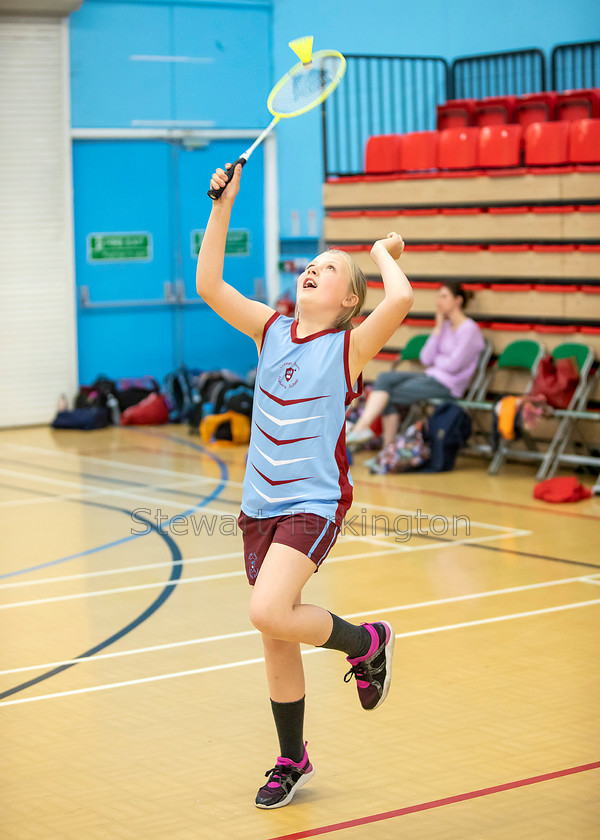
xmin=344 ymin=621 xmax=395 ymax=710
xmin=255 ymin=742 xmax=315 ymax=809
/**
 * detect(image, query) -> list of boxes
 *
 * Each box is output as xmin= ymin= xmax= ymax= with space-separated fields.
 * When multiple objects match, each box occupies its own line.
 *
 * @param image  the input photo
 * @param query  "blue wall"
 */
xmin=70 ymin=0 xmax=272 ymax=129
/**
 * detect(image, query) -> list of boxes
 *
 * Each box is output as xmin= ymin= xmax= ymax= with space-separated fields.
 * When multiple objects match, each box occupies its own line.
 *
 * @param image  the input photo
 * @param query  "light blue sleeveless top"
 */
xmin=240 ymin=314 xmax=362 ymax=524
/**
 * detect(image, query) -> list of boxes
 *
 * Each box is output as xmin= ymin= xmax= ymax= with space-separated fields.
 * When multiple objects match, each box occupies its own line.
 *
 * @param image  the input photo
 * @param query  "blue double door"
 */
xmin=72 ymin=139 xmax=266 ymax=385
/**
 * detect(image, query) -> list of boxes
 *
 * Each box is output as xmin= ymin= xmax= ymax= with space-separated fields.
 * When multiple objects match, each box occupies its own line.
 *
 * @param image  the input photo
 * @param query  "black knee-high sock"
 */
xmin=319 ymin=612 xmax=371 ymax=659
xmin=270 ymin=697 xmax=305 ymax=763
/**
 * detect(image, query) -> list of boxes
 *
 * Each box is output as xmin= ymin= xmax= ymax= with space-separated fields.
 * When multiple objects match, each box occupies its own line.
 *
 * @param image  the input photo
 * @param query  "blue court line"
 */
xmin=0 ymin=441 xmax=230 ymax=700
xmin=0 ymin=505 xmax=183 ymax=701
xmin=0 ymin=442 xmax=230 ymax=580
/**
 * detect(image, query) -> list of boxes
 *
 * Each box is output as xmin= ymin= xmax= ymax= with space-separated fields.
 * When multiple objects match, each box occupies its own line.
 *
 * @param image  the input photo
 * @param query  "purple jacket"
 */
xmin=419 ymin=318 xmax=484 ymax=398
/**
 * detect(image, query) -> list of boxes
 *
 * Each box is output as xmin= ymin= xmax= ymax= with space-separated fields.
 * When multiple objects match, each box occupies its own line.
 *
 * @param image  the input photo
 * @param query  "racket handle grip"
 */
xmin=207 ymin=157 xmax=247 ymax=200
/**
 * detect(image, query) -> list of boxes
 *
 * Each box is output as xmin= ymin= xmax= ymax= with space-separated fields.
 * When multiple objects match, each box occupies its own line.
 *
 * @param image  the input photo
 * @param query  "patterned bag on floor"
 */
xmin=367 ymin=420 xmax=430 ymax=475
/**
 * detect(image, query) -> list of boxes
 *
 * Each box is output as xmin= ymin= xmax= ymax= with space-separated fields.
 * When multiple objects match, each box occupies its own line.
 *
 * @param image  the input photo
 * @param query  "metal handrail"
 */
xmin=78 ymin=281 xmax=209 ymax=310
xmin=551 ymin=40 xmax=600 ymax=91
xmin=78 ymin=281 xmax=264 ymax=310
xmin=450 ymin=47 xmax=546 ymax=98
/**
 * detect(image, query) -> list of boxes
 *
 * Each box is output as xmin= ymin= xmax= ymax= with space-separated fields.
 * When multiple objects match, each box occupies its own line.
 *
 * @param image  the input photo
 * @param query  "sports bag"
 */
xmin=367 ymin=421 xmax=430 ymax=475
xmin=188 ymin=370 xmax=252 ymax=433
xmin=163 ymin=366 xmax=201 ymax=423
xmin=115 ymin=376 xmax=160 ymax=411
xmin=421 ymin=403 xmax=472 ymax=472
xmin=52 ymin=407 xmax=109 ymax=430
xmin=121 ymin=393 xmax=169 ymax=425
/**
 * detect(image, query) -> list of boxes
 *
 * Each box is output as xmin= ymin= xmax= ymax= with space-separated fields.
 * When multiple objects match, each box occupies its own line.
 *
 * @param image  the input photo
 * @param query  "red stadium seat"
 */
xmin=478 ymin=124 xmax=523 ymax=168
xmin=364 ymin=134 xmax=404 ymax=173
xmin=513 ymin=92 xmax=558 ymax=128
xmin=436 ymin=99 xmax=476 ymax=130
xmin=556 ymin=89 xmax=600 ymax=121
xmin=399 ymin=130 xmax=438 ymax=171
xmin=474 ymin=96 xmax=517 ymax=126
xmin=437 ymin=127 xmax=480 ymax=169
xmin=569 ymin=119 xmax=600 ymax=164
xmin=524 ymin=122 xmax=570 ymax=166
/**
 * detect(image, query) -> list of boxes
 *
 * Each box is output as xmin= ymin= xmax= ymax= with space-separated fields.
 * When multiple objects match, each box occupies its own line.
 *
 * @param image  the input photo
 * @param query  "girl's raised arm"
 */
xmin=196 ymin=163 xmax=275 ymax=350
xmin=348 ymin=233 xmax=414 ymax=384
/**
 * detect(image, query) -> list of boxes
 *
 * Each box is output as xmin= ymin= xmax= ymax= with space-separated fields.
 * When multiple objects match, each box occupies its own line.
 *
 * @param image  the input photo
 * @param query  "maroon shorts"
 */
xmin=238 ymin=511 xmax=340 ymax=585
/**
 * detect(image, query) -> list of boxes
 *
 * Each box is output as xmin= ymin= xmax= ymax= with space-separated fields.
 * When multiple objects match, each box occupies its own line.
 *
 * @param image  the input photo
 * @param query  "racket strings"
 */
xmin=269 ymin=55 xmax=343 ymax=116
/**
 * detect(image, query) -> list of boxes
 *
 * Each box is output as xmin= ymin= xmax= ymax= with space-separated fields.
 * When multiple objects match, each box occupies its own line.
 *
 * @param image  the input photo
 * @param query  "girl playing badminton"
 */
xmin=196 ymin=162 xmax=413 ymax=809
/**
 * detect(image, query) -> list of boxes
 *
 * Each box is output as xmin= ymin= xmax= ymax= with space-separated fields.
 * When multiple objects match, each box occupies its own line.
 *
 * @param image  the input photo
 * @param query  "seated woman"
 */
xmin=346 ymin=281 xmax=484 ymax=448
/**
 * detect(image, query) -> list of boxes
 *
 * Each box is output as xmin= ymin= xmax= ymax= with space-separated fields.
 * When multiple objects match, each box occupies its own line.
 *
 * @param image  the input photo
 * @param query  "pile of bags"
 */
xmin=51 ymin=368 xmax=255 ymax=444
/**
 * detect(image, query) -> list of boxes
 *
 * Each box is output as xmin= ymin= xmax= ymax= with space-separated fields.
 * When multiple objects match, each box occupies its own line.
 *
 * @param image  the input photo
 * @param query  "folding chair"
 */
xmin=488 ymin=343 xmax=595 ymax=476
xmin=459 ymin=339 xmax=545 ymax=460
xmin=539 ymin=345 xmax=600 ymax=479
xmin=464 ymin=338 xmax=493 ymax=401
xmin=398 ymin=337 xmax=492 ymax=435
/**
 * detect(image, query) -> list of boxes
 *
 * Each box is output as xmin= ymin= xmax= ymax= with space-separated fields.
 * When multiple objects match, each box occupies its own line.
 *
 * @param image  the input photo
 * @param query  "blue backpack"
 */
xmin=163 ymin=367 xmax=202 ymax=423
xmin=421 ymin=404 xmax=472 ymax=472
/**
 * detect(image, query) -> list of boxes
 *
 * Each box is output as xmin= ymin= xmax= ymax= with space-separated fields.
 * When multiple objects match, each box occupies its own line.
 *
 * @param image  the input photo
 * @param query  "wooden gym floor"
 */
xmin=1 ymin=424 xmax=599 ymax=840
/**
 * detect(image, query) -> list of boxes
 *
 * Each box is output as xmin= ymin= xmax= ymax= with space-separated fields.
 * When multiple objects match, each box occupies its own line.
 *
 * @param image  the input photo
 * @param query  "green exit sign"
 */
xmin=87 ymin=232 xmax=153 ymax=263
xmin=191 ymin=229 xmax=250 ymax=258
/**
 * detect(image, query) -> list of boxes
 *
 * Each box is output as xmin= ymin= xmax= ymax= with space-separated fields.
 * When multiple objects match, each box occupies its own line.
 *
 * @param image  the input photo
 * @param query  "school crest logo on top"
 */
xmin=278 ymin=362 xmax=299 ymax=389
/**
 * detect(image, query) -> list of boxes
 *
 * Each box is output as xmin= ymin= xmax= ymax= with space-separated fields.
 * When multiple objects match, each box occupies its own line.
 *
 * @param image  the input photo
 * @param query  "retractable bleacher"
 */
xmin=324 ymin=101 xmax=600 ymax=465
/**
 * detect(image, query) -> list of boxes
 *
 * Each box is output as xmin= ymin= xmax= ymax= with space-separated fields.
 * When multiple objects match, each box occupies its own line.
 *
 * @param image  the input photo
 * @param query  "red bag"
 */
xmin=530 ymin=356 xmax=579 ymax=409
xmin=121 ymin=393 xmax=169 ymax=425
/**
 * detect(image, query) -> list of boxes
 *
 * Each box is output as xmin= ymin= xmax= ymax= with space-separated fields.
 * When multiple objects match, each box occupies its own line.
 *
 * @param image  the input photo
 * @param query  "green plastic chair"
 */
xmin=477 ymin=339 xmax=545 ymax=401
xmin=395 ymin=333 xmax=429 ymax=365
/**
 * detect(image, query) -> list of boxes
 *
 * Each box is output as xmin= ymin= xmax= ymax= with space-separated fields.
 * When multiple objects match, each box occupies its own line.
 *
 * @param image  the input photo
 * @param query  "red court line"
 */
xmin=267 ymin=761 xmax=600 ymax=840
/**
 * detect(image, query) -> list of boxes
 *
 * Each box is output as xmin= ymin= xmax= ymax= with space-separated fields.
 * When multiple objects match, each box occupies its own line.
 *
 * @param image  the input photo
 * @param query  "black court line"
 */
xmin=413 ymin=531 xmax=600 ymax=570
xmin=0 ymin=504 xmax=183 ymax=701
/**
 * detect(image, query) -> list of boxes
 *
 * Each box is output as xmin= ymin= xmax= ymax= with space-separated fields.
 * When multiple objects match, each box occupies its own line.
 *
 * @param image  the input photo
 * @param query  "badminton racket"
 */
xmin=207 ymin=36 xmax=346 ymax=200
